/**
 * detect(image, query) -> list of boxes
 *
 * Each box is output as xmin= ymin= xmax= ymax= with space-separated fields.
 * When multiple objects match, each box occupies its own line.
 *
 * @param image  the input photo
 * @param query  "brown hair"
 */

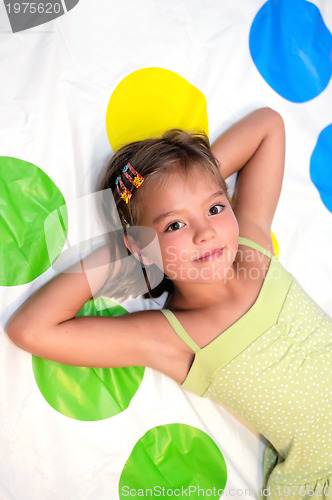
xmin=96 ymin=129 xmax=228 ymax=301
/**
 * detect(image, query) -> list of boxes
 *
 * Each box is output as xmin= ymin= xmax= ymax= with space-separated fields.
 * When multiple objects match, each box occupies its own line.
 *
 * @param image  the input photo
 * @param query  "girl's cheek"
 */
xmin=222 ymin=212 xmax=239 ymax=239
xmin=164 ymin=244 xmax=178 ymax=263
xmin=164 ymin=263 xmax=178 ymax=280
xmin=231 ymin=211 xmax=239 ymax=233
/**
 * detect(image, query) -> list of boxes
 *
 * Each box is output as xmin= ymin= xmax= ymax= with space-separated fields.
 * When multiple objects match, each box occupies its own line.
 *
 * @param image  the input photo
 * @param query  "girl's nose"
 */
xmin=192 ymin=222 xmax=216 ymax=245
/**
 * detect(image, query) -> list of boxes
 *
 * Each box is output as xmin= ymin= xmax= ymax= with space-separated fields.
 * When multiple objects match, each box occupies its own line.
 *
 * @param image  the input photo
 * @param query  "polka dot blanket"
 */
xmin=1 ymin=1 xmax=332 ymax=499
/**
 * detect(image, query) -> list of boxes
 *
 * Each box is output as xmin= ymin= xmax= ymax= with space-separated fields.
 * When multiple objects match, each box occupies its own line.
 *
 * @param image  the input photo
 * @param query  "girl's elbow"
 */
xmin=258 ymin=106 xmax=282 ymax=121
xmin=264 ymin=107 xmax=284 ymax=126
xmin=6 ymin=318 xmax=36 ymax=352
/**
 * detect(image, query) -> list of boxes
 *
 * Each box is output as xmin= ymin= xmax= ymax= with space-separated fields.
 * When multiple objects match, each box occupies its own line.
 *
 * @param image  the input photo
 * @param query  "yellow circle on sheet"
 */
xmin=271 ymin=231 xmax=279 ymax=259
xmin=106 ymin=67 xmax=209 ymax=152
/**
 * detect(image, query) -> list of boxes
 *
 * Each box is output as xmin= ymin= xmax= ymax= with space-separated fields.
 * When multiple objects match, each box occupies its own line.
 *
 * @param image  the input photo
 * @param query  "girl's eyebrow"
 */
xmin=152 ymin=190 xmax=224 ymax=224
xmin=153 ymin=209 xmax=181 ymax=224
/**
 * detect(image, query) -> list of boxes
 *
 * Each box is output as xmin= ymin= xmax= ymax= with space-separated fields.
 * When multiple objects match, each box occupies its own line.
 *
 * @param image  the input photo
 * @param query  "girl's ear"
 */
xmin=124 ymin=234 xmax=153 ymax=266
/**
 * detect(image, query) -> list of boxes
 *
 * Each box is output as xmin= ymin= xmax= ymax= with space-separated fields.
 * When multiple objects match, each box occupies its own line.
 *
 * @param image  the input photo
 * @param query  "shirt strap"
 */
xmin=160 ymin=309 xmax=200 ymax=353
xmin=238 ymin=236 xmax=274 ymax=259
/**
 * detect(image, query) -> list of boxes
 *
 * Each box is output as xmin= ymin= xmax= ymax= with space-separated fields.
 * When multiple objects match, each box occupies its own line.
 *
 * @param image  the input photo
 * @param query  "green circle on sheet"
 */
xmin=32 ymin=297 xmax=145 ymax=421
xmin=119 ymin=424 xmax=227 ymax=498
xmin=0 ymin=157 xmax=68 ymax=286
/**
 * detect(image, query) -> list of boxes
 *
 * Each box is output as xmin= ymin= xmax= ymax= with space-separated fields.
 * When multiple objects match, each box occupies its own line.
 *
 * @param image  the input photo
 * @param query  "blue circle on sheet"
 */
xmin=249 ymin=0 xmax=332 ymax=103
xmin=310 ymin=125 xmax=332 ymax=213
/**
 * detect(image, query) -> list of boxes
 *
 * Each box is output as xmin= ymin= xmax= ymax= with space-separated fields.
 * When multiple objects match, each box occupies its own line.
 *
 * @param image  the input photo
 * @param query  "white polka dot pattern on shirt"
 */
xmin=204 ymin=279 xmax=332 ymax=498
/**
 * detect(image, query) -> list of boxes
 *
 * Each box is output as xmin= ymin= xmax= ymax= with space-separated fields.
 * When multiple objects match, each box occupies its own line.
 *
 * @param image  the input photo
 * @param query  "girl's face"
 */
xmin=138 ymin=166 xmax=239 ymax=284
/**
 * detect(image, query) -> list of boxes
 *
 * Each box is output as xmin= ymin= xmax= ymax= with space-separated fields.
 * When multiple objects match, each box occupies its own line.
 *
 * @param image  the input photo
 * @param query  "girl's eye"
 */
xmin=165 ymin=221 xmax=185 ymax=232
xmin=208 ymin=204 xmax=225 ymax=216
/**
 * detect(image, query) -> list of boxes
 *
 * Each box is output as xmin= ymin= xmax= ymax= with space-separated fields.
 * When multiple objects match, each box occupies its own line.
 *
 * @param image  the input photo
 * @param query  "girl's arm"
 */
xmin=211 ymin=107 xmax=285 ymax=251
xmin=5 ymin=246 xmax=169 ymax=370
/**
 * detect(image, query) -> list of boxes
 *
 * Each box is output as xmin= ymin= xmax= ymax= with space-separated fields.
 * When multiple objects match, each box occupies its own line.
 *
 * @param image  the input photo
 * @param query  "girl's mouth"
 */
xmin=193 ymin=248 xmax=224 ymax=263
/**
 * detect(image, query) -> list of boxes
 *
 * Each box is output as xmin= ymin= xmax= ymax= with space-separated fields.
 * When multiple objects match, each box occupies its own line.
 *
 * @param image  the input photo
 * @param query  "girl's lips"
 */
xmin=193 ymin=248 xmax=224 ymax=263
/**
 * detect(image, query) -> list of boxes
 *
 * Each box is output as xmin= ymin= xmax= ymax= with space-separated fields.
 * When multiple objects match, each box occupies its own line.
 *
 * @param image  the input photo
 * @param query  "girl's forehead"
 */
xmin=137 ymin=166 xmax=225 ymax=220
xmin=146 ymin=163 xmax=222 ymax=192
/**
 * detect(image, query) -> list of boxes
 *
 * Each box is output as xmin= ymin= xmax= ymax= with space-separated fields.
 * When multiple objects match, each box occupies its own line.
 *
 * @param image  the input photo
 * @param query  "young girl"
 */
xmin=7 ymin=108 xmax=332 ymax=499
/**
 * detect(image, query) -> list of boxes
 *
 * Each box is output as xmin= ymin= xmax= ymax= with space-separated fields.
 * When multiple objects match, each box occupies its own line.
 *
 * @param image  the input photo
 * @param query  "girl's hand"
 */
xmin=212 ymin=107 xmax=285 ymax=253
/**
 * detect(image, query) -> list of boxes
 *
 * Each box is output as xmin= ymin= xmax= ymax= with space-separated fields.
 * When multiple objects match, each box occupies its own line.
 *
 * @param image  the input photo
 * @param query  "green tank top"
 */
xmin=160 ymin=236 xmax=332 ymax=498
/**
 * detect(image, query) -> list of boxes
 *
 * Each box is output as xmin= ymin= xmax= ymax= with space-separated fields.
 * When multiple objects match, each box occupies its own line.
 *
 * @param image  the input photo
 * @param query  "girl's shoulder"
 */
xmin=235 ymin=233 xmax=273 ymax=280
